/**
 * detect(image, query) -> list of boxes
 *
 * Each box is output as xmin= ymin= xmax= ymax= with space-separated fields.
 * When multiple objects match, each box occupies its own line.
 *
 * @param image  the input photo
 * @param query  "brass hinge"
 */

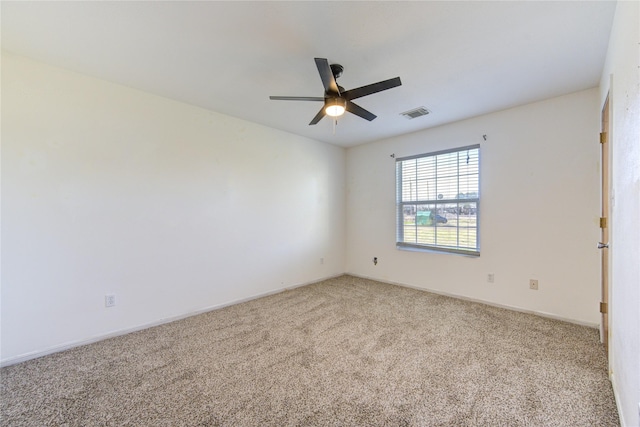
xmin=600 ymin=217 xmax=607 ymax=228
xmin=600 ymin=132 xmax=607 ymax=144
xmin=600 ymin=302 xmax=608 ymax=314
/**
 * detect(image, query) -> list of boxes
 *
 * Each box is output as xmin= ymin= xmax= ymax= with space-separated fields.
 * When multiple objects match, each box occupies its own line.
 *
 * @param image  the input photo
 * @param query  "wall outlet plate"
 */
xmin=529 ymin=279 xmax=539 ymax=290
xmin=105 ymin=294 xmax=116 ymax=307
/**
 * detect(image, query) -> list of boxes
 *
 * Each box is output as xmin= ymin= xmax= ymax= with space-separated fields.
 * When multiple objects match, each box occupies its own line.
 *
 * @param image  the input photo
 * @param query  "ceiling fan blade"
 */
xmin=269 ymin=96 xmax=325 ymax=101
xmin=309 ymin=106 xmax=326 ymax=125
xmin=346 ymin=101 xmax=377 ymax=121
xmin=342 ymin=77 xmax=402 ymax=100
xmin=315 ymin=58 xmax=340 ymax=94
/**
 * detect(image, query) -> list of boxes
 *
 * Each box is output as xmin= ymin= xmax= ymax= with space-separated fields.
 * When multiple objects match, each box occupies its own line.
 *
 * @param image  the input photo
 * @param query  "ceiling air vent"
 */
xmin=400 ymin=107 xmax=430 ymax=119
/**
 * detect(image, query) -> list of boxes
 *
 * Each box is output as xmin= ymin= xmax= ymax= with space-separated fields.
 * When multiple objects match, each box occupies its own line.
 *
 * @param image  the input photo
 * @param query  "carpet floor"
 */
xmin=1 ymin=275 xmax=619 ymax=426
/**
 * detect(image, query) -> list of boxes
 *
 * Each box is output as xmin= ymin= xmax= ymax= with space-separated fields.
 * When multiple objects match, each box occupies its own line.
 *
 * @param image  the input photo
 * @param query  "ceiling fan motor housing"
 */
xmin=325 ymin=97 xmax=346 ymax=108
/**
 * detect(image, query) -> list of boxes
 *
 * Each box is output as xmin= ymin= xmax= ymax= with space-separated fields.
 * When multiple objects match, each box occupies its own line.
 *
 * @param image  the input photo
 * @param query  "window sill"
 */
xmin=396 ymin=244 xmax=480 ymax=257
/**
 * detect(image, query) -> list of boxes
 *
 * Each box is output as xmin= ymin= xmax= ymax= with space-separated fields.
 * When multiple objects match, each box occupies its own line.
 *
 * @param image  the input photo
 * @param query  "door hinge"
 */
xmin=600 ymin=217 xmax=607 ymax=228
xmin=600 ymin=132 xmax=607 ymax=144
xmin=600 ymin=302 xmax=608 ymax=314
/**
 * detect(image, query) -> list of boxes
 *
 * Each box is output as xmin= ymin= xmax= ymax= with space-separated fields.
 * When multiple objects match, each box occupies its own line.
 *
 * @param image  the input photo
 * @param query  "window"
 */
xmin=396 ymin=145 xmax=479 ymax=256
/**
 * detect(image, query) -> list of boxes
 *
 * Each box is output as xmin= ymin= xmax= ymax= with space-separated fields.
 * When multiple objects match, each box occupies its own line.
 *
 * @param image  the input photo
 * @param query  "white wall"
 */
xmin=1 ymin=53 xmax=346 ymax=364
xmin=346 ymin=88 xmax=601 ymax=325
xmin=599 ymin=1 xmax=640 ymax=426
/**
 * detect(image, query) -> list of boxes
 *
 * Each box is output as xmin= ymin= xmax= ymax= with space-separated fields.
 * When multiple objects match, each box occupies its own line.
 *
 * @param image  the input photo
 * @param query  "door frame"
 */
xmin=600 ymin=93 xmax=610 ymax=357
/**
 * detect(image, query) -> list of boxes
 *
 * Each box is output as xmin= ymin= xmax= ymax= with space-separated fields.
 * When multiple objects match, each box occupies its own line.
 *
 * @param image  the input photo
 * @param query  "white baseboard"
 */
xmin=347 ymin=273 xmax=599 ymax=329
xmin=0 ymin=273 xmax=343 ymax=367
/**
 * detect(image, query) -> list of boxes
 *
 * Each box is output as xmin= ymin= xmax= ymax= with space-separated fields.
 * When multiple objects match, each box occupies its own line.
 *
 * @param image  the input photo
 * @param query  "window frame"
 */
xmin=395 ymin=144 xmax=480 ymax=256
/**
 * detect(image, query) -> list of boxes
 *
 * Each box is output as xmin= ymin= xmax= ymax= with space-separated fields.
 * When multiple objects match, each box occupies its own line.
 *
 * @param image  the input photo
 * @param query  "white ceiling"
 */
xmin=1 ymin=1 xmax=616 ymax=147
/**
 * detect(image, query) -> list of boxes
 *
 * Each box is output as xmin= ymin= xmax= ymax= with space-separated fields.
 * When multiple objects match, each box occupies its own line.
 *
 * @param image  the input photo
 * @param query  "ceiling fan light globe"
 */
xmin=326 ymin=105 xmax=346 ymax=117
xmin=325 ymin=97 xmax=347 ymax=117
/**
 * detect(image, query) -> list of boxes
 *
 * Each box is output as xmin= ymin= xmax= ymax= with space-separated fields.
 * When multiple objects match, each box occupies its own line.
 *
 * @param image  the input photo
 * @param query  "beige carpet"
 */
xmin=1 ymin=275 xmax=619 ymax=426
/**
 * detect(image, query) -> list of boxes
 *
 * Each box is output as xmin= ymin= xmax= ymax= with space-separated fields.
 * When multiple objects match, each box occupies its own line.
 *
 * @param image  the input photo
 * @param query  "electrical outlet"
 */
xmin=105 ymin=294 xmax=116 ymax=307
xmin=487 ymin=273 xmax=495 ymax=283
xmin=529 ymin=279 xmax=539 ymax=290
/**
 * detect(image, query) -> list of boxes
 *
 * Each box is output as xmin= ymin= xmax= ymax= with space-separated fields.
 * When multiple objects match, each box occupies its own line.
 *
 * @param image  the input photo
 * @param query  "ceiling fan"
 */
xmin=269 ymin=58 xmax=402 ymax=125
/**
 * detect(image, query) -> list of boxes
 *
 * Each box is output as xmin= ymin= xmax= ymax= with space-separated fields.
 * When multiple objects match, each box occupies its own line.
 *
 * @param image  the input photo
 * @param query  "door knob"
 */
xmin=598 ymin=242 xmax=609 ymax=249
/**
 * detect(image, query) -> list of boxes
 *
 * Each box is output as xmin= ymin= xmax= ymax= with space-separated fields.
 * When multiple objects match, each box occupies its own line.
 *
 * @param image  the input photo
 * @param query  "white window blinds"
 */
xmin=396 ymin=145 xmax=480 ymax=255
